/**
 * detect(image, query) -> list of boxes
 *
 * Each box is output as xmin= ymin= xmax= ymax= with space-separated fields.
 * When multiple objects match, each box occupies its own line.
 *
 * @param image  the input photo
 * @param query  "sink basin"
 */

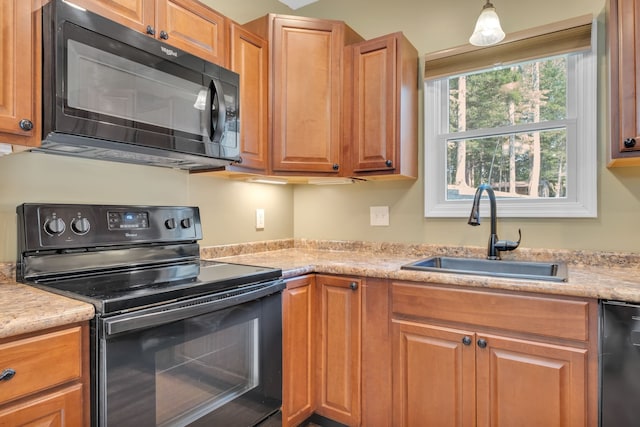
xmin=401 ymin=256 xmax=568 ymax=282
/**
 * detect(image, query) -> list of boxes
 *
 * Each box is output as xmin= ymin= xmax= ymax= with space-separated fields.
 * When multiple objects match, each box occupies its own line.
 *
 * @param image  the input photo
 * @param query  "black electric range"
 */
xmin=16 ymin=203 xmax=282 ymax=315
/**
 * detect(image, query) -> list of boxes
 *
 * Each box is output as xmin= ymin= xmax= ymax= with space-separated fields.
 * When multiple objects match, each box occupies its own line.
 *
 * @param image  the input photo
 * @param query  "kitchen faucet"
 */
xmin=467 ymin=183 xmax=521 ymax=260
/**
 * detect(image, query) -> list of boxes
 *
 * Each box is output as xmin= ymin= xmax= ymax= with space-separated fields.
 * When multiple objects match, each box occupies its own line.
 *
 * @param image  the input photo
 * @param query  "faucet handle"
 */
xmin=494 ymin=228 xmax=522 ymax=252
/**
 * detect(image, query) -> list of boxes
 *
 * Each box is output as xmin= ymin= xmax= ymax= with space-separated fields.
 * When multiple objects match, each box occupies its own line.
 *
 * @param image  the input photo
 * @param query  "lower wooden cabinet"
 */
xmin=315 ymin=275 xmax=361 ymax=426
xmin=0 ymin=384 xmax=84 ymax=426
xmin=0 ymin=324 xmax=89 ymax=427
xmin=391 ymin=281 xmax=598 ymax=427
xmin=283 ymin=276 xmax=596 ymax=426
xmin=475 ymin=333 xmax=588 ymax=426
xmin=392 ymin=320 xmax=476 ymax=427
xmin=282 ymin=275 xmax=316 ymax=427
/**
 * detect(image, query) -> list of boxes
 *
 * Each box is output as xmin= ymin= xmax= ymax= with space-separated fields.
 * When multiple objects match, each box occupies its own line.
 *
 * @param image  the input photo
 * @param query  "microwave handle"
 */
xmin=208 ymin=79 xmax=227 ymax=143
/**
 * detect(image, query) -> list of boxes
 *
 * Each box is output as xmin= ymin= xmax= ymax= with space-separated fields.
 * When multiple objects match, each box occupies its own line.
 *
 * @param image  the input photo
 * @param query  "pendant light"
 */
xmin=469 ymin=0 xmax=506 ymax=46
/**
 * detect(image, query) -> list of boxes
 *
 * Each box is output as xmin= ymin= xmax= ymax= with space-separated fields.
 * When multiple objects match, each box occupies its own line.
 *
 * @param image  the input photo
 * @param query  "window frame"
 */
xmin=424 ymin=22 xmax=597 ymax=218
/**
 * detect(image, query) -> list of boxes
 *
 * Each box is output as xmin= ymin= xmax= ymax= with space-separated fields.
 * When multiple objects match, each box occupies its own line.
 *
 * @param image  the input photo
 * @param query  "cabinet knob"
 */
xmin=385 ymin=159 xmax=393 ymax=167
xmin=160 ymin=30 xmax=169 ymax=40
xmin=0 ymin=369 xmax=16 ymax=382
xmin=462 ymin=336 xmax=472 ymax=346
xmin=349 ymin=282 xmax=358 ymax=291
xmin=624 ymin=138 xmax=637 ymax=148
xmin=477 ymin=339 xmax=488 ymax=349
xmin=146 ymin=25 xmax=155 ymax=36
xmin=19 ymin=119 xmax=33 ymax=131
xmin=332 ymin=163 xmax=339 ymax=171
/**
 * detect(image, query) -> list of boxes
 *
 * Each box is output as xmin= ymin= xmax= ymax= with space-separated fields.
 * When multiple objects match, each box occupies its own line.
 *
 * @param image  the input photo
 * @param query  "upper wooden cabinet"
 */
xmin=244 ymin=14 xmax=364 ymax=176
xmin=344 ymin=32 xmax=418 ymax=179
xmin=0 ymin=0 xmax=40 ymax=147
xmin=609 ymin=0 xmax=640 ymax=166
xmin=70 ymin=0 xmax=227 ymax=65
xmin=227 ymin=22 xmax=269 ymax=172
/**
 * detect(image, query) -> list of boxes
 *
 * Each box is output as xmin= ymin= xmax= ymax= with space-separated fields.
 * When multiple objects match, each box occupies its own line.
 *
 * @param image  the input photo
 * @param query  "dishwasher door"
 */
xmin=601 ymin=301 xmax=640 ymax=426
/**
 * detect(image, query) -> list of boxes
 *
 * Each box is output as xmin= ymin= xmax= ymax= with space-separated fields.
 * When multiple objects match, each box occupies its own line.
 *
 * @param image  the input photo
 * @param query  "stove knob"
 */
xmin=71 ymin=217 xmax=91 ymax=235
xmin=44 ymin=217 xmax=66 ymax=236
xmin=180 ymin=218 xmax=192 ymax=229
xmin=165 ymin=218 xmax=177 ymax=229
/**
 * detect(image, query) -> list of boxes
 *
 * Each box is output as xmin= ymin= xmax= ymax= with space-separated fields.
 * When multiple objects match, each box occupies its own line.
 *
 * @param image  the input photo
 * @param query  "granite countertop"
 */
xmin=202 ymin=242 xmax=640 ymax=303
xmin=0 ymin=282 xmax=95 ymax=339
xmin=2 ymin=239 xmax=640 ymax=340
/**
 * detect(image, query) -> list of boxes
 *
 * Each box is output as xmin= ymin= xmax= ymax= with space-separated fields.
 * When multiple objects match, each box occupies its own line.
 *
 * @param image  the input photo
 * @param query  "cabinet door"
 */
xmin=610 ymin=0 xmax=640 ymax=164
xmin=0 ymin=0 xmax=38 ymax=146
xmin=392 ymin=319 xmax=476 ymax=427
xmin=351 ymin=36 xmax=397 ymax=173
xmin=70 ymin=0 xmax=154 ymax=33
xmin=0 ymin=384 xmax=83 ymax=426
xmin=347 ymin=32 xmax=418 ymax=179
xmin=157 ymin=0 xmax=226 ymax=66
xmin=476 ymin=334 xmax=588 ymax=427
xmin=271 ymin=17 xmax=343 ymax=174
xmin=282 ymin=275 xmax=315 ymax=427
xmin=228 ymin=23 xmax=269 ymax=172
xmin=315 ymin=275 xmax=361 ymax=425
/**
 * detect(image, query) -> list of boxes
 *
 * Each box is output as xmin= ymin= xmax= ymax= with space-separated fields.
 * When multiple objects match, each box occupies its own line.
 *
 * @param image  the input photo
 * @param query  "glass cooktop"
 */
xmin=26 ymin=260 xmax=281 ymax=315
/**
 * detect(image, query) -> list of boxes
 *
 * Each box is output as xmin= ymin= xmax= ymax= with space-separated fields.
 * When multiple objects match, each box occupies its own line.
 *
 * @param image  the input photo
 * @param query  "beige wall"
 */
xmin=0 ymin=152 xmax=294 ymax=262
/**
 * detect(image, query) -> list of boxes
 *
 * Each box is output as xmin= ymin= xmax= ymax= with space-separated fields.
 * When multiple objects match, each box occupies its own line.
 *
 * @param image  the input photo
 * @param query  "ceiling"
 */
xmin=278 ymin=0 xmax=319 ymax=10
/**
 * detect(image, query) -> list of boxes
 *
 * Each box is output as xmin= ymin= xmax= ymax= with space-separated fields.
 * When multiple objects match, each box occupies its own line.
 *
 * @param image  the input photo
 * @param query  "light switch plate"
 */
xmin=370 ymin=206 xmax=389 ymax=226
xmin=256 ymin=208 xmax=265 ymax=229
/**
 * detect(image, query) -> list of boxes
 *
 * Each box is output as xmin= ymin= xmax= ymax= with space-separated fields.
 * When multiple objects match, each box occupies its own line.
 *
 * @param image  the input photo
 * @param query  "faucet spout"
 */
xmin=468 ymin=183 xmax=520 ymax=260
xmin=468 ymin=184 xmax=499 ymax=259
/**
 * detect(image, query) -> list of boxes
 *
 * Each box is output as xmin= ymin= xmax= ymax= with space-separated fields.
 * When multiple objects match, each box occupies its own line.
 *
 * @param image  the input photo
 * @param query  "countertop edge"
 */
xmin=0 ymin=282 xmax=95 ymax=339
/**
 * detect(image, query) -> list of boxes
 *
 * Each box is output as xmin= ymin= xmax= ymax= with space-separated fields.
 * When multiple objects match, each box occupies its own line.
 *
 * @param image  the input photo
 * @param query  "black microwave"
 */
xmin=39 ymin=0 xmax=240 ymax=170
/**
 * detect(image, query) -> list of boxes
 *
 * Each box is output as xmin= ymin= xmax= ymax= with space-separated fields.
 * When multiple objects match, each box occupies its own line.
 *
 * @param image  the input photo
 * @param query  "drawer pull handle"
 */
xmin=477 ymin=339 xmax=488 ymax=349
xmin=0 ymin=369 xmax=16 ymax=382
xmin=462 ymin=336 xmax=472 ymax=346
xmin=349 ymin=282 xmax=358 ymax=291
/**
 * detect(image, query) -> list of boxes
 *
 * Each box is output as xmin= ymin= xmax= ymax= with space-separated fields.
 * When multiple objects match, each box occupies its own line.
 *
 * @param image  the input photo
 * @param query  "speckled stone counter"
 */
xmin=2 ymin=238 xmax=640 ymax=341
xmin=0 ymin=275 xmax=94 ymax=339
xmin=202 ymin=240 xmax=640 ymax=303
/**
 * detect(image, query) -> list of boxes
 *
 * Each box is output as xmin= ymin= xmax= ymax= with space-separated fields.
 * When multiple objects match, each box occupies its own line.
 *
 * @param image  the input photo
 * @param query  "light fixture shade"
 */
xmin=469 ymin=2 xmax=506 ymax=46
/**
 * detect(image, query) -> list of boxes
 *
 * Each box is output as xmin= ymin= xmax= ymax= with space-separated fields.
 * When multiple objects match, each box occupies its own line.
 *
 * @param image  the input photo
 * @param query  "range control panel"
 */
xmin=17 ymin=203 xmax=202 ymax=251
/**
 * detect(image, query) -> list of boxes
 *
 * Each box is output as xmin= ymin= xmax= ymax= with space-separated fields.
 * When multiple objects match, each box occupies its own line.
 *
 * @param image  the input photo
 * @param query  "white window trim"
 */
xmin=424 ymin=23 xmax=597 ymax=219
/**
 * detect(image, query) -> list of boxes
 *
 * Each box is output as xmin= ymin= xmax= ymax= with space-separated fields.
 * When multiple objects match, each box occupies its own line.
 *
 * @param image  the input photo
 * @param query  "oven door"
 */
xmin=95 ymin=281 xmax=283 ymax=427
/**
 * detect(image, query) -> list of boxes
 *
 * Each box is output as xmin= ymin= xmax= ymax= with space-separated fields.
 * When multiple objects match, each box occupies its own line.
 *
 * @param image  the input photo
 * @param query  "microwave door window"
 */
xmin=65 ymin=39 xmax=207 ymax=143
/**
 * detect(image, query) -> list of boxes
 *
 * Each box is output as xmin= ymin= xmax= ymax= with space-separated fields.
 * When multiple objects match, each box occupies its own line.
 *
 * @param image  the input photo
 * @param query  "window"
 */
xmin=424 ymin=17 xmax=596 ymax=218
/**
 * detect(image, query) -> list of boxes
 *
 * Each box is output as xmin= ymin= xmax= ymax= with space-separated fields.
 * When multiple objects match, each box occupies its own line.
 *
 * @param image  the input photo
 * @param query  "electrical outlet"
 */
xmin=370 ymin=206 xmax=389 ymax=226
xmin=256 ymin=208 xmax=265 ymax=229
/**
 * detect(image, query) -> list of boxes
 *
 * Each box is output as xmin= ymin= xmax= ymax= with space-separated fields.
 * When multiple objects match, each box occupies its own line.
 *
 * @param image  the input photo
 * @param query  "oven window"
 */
xmin=155 ymin=318 xmax=259 ymax=426
xmin=101 ymin=300 xmax=277 ymax=427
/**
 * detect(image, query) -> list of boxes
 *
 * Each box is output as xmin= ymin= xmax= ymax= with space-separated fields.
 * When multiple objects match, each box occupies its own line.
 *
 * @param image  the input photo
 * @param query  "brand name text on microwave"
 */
xmin=160 ymin=46 xmax=178 ymax=57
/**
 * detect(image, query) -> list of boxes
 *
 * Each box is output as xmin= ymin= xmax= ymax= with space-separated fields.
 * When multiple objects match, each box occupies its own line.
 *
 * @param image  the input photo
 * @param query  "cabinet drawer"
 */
xmin=392 ymin=282 xmax=590 ymax=341
xmin=0 ymin=327 xmax=83 ymax=404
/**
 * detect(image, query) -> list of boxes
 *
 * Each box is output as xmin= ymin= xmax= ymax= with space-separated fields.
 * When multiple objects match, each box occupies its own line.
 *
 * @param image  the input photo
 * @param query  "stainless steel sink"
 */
xmin=401 ymin=256 xmax=568 ymax=282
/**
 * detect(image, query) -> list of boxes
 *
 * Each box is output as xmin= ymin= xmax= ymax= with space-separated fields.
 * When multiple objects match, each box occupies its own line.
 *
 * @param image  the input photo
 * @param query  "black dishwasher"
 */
xmin=601 ymin=301 xmax=640 ymax=426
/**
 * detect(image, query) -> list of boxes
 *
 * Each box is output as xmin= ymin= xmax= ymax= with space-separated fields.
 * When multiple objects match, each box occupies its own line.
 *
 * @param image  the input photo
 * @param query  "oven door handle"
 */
xmin=101 ymin=279 xmax=284 ymax=337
